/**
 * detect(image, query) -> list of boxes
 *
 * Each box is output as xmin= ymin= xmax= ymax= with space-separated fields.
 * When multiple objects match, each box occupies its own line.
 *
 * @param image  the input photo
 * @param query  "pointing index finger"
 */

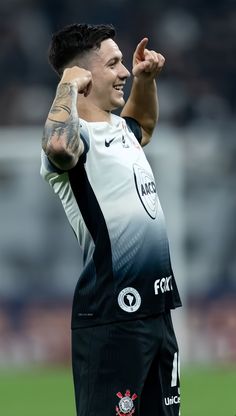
xmin=136 ymin=37 xmax=149 ymax=60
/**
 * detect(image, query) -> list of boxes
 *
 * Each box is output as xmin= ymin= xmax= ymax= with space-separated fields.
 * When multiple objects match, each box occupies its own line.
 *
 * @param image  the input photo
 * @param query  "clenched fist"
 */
xmin=60 ymin=66 xmax=92 ymax=97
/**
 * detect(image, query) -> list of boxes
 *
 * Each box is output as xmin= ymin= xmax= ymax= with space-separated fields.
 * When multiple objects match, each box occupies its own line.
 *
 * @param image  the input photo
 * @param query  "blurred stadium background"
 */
xmin=0 ymin=0 xmax=236 ymax=414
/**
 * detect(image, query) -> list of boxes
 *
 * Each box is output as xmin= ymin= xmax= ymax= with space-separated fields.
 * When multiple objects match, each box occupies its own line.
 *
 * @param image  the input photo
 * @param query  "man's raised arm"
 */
xmin=42 ymin=66 xmax=92 ymax=170
xmin=121 ymin=38 xmax=165 ymax=146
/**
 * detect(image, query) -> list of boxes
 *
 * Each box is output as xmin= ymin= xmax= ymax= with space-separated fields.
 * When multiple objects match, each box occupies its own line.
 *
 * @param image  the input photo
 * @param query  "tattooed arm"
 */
xmin=42 ymin=66 xmax=92 ymax=170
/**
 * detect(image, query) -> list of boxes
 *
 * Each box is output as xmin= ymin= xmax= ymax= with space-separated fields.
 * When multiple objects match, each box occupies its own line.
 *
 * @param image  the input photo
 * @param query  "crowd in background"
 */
xmin=0 ymin=0 xmax=236 ymax=364
xmin=0 ymin=0 xmax=235 ymax=126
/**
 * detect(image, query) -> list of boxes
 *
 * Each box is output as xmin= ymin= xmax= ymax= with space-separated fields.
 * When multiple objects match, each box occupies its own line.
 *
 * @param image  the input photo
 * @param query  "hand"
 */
xmin=60 ymin=66 xmax=92 ymax=97
xmin=132 ymin=38 xmax=165 ymax=79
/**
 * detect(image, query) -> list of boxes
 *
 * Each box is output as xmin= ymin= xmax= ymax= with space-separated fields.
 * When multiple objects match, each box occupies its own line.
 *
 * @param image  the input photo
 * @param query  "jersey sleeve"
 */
xmin=79 ymin=120 xmax=90 ymax=153
xmin=122 ymin=117 xmax=142 ymax=144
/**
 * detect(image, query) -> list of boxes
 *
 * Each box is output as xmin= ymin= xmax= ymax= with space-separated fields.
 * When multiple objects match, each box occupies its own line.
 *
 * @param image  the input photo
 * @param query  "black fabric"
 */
xmin=72 ymin=311 xmax=180 ymax=416
xmin=68 ymin=160 xmax=114 ymax=328
xmin=123 ymin=116 xmax=142 ymax=143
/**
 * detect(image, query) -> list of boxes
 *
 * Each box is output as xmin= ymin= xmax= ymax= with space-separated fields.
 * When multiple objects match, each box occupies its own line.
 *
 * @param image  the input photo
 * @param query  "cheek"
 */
xmin=92 ymin=74 xmax=106 ymax=89
xmin=92 ymin=77 xmax=114 ymax=97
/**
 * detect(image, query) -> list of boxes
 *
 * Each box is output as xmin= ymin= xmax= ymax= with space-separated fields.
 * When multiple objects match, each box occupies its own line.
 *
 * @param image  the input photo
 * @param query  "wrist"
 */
xmin=57 ymin=81 xmax=77 ymax=92
xmin=133 ymin=74 xmax=156 ymax=85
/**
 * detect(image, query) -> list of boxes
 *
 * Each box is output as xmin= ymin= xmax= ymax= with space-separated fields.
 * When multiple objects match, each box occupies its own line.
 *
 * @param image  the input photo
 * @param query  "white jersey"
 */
xmin=40 ymin=114 xmax=181 ymax=328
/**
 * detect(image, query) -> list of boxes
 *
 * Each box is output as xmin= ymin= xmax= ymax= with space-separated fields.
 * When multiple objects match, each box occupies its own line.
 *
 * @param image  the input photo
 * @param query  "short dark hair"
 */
xmin=48 ymin=23 xmax=116 ymax=76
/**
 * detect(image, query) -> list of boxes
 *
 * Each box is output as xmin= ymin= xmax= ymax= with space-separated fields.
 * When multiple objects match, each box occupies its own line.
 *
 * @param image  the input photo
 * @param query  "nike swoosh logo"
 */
xmin=105 ymin=137 xmax=116 ymax=147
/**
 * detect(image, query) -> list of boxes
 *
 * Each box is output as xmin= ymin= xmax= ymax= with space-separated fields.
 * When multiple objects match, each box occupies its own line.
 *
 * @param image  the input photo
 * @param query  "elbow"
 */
xmin=141 ymin=135 xmax=151 ymax=147
xmin=42 ymin=120 xmax=81 ymax=170
xmin=42 ymin=136 xmax=78 ymax=170
xmin=140 ymin=116 xmax=158 ymax=146
xmin=141 ymin=136 xmax=151 ymax=146
xmin=140 ymin=127 xmax=153 ymax=147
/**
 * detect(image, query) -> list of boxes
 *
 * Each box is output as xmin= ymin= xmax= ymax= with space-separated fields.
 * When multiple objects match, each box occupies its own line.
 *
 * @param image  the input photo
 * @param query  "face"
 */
xmin=86 ymin=38 xmax=131 ymax=111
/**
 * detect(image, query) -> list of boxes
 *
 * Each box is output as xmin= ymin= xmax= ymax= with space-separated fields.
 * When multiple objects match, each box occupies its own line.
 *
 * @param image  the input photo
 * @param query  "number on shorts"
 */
xmin=171 ymin=352 xmax=180 ymax=387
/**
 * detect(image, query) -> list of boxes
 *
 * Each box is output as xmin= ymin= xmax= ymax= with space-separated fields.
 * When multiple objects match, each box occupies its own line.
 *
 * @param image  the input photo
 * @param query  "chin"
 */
xmin=110 ymin=98 xmax=125 ymax=111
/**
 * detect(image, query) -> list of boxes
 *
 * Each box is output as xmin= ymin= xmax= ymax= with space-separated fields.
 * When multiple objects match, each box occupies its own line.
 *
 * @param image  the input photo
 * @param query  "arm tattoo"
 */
xmin=42 ymin=83 xmax=81 ymax=167
xmin=42 ymin=121 xmax=80 ymax=156
xmin=49 ymin=83 xmax=76 ymax=122
xmin=50 ymin=104 xmax=71 ymax=115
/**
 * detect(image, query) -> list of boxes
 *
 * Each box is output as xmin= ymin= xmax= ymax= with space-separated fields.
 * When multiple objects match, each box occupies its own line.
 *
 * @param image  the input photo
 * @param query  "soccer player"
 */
xmin=41 ymin=23 xmax=182 ymax=416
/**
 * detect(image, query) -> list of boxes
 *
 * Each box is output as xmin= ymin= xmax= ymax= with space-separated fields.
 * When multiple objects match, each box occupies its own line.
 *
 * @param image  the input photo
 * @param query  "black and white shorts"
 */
xmin=72 ymin=311 xmax=180 ymax=416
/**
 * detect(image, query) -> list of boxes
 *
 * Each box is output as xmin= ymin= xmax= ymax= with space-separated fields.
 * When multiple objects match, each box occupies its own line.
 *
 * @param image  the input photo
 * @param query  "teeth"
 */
xmin=114 ymin=85 xmax=123 ymax=90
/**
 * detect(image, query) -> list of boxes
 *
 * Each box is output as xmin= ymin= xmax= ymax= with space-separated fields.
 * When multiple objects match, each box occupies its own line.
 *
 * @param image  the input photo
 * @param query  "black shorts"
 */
xmin=72 ymin=311 xmax=180 ymax=416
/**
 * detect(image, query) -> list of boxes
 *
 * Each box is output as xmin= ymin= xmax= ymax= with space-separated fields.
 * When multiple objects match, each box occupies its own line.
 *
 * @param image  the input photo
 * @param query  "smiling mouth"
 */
xmin=113 ymin=84 xmax=124 ymax=91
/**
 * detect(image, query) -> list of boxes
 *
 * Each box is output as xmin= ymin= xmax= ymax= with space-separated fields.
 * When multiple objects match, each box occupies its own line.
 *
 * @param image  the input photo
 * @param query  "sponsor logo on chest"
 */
xmin=104 ymin=135 xmax=130 ymax=148
xmin=133 ymin=163 xmax=158 ymax=219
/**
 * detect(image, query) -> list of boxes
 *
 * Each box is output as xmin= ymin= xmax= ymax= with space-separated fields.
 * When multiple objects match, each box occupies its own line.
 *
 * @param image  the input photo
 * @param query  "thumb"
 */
xmin=132 ymin=61 xmax=150 ymax=77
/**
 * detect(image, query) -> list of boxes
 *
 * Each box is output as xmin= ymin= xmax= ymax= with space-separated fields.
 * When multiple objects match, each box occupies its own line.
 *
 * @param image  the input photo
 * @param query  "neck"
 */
xmin=77 ymin=97 xmax=112 ymax=122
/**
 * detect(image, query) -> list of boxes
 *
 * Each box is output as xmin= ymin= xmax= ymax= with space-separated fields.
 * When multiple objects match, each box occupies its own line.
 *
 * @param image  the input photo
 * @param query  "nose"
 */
xmin=119 ymin=63 xmax=131 ymax=79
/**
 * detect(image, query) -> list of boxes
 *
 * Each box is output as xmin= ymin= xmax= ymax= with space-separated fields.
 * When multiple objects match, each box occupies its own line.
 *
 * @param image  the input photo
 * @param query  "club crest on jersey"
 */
xmin=118 ymin=287 xmax=141 ymax=313
xmin=133 ymin=163 xmax=158 ymax=219
xmin=116 ymin=390 xmax=138 ymax=416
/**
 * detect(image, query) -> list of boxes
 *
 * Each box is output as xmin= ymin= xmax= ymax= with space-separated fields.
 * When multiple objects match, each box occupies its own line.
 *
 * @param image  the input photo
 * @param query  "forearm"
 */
xmin=42 ymin=83 xmax=82 ymax=170
xmin=121 ymin=77 xmax=158 ymax=137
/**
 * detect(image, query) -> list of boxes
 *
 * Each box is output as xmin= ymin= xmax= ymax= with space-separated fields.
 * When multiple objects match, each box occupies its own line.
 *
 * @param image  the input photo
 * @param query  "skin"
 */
xmin=42 ymin=37 xmax=165 ymax=170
